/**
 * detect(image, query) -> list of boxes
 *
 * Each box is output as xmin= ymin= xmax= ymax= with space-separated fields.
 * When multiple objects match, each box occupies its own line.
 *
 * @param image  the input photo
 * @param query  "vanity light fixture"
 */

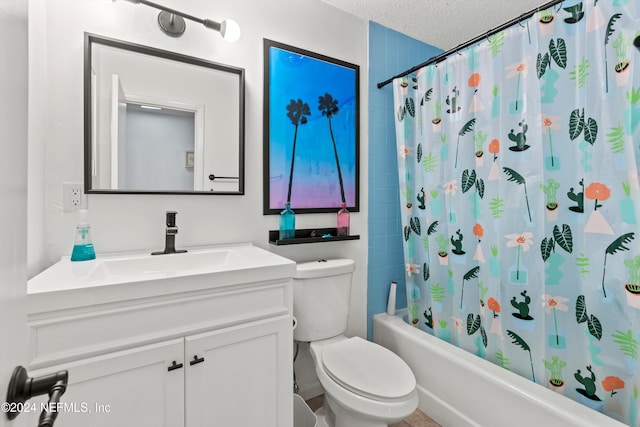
xmin=121 ymin=0 xmax=241 ymax=42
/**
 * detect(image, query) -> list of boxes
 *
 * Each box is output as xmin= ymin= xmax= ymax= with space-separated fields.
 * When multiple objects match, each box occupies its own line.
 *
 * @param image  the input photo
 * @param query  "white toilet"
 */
xmin=293 ymin=259 xmax=418 ymax=427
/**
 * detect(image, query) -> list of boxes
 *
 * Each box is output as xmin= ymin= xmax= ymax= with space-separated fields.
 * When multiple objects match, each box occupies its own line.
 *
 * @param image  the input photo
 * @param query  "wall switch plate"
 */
xmin=63 ymin=182 xmax=87 ymax=212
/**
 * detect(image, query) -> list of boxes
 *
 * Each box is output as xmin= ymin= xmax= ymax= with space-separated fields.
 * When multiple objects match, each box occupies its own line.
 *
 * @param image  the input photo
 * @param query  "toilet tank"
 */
xmin=293 ymin=259 xmax=355 ymax=342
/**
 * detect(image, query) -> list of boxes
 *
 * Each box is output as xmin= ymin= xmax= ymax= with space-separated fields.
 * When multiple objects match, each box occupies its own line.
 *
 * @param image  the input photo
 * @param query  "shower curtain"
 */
xmin=393 ymin=1 xmax=640 ymax=424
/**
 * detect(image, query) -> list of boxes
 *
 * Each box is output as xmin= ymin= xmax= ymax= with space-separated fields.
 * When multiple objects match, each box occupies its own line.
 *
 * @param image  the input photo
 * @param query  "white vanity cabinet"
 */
xmin=24 ymin=339 xmax=186 ymax=427
xmin=25 ymin=244 xmax=295 ymax=427
xmin=185 ymin=316 xmax=292 ymax=426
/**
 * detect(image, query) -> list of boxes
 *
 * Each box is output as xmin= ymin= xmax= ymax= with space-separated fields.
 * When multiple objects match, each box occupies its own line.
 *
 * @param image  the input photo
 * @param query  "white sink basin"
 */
xmin=86 ymin=249 xmax=248 ymax=281
xmin=27 ymin=243 xmax=296 ymax=314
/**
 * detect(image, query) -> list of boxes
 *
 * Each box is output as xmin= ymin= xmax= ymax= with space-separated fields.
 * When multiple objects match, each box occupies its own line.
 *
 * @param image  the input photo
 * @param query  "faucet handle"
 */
xmin=166 ymin=211 xmax=178 ymax=227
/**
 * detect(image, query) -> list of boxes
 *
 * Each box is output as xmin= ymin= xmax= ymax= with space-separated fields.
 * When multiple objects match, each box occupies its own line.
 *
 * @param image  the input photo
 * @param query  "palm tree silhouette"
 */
xmin=285 ymin=99 xmax=310 ymax=203
xmin=318 ymin=93 xmax=346 ymax=204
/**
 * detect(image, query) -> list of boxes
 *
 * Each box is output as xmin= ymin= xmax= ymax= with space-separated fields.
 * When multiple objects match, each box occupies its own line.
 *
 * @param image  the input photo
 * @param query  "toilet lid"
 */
xmin=321 ymin=337 xmax=416 ymax=401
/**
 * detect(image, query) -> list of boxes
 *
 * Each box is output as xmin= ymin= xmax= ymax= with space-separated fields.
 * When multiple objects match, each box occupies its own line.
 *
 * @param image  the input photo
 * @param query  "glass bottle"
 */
xmin=337 ymin=202 xmax=350 ymax=236
xmin=71 ymin=210 xmax=96 ymax=261
xmin=279 ymin=201 xmax=296 ymax=240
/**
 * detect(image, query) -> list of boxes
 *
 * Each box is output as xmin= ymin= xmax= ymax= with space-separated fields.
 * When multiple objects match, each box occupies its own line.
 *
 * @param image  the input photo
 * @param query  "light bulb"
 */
xmin=220 ymin=19 xmax=241 ymax=43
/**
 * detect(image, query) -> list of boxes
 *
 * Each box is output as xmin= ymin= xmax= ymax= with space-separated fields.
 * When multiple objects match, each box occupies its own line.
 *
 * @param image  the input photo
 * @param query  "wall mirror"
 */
xmin=84 ymin=33 xmax=245 ymax=194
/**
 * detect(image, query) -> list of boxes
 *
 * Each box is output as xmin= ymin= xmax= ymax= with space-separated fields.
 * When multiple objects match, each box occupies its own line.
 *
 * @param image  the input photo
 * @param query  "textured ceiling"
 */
xmin=320 ymin=0 xmax=545 ymax=50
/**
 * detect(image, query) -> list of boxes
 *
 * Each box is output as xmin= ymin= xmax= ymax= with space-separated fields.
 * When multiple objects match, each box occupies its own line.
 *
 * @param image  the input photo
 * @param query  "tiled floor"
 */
xmin=305 ymin=395 xmax=441 ymax=427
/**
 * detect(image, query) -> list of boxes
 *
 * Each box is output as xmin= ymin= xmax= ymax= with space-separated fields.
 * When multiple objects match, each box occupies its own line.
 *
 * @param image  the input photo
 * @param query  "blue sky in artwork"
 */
xmin=269 ymin=46 xmax=357 ymax=210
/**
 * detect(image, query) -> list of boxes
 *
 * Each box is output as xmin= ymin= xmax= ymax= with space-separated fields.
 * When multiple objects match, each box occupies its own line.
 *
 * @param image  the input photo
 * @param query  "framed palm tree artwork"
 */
xmin=263 ymin=39 xmax=359 ymax=214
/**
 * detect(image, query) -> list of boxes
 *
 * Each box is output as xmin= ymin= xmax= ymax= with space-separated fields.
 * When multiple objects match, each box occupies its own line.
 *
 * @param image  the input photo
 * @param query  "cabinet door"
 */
xmin=185 ymin=316 xmax=293 ymax=427
xmin=23 ymin=339 xmax=184 ymax=427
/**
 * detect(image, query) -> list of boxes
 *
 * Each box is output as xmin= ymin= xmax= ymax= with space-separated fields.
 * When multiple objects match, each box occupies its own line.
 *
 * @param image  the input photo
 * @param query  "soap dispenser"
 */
xmin=70 ymin=209 xmax=96 ymax=261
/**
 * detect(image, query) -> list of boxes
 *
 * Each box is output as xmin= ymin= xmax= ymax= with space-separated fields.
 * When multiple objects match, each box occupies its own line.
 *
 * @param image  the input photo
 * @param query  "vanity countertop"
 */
xmin=28 ymin=243 xmax=295 ymax=315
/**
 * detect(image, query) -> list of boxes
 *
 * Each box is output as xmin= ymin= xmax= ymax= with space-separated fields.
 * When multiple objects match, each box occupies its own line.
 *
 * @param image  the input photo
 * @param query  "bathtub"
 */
xmin=373 ymin=312 xmax=626 ymax=427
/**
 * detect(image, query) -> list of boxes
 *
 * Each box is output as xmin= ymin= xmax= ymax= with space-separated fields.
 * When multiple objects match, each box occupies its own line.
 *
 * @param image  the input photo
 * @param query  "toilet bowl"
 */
xmin=310 ymin=336 xmax=418 ymax=427
xmin=292 ymin=259 xmax=418 ymax=427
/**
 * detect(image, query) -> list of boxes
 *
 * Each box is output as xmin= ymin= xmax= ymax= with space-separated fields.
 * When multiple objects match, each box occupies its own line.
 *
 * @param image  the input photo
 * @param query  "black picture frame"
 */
xmin=263 ymin=39 xmax=360 ymax=214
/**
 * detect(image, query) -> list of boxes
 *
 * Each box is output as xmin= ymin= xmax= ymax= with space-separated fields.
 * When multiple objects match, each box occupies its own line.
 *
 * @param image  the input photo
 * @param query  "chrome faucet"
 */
xmin=152 ymin=211 xmax=187 ymax=255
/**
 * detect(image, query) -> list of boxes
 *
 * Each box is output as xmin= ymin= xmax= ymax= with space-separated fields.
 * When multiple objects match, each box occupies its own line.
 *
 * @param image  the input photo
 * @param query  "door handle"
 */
xmin=5 ymin=365 xmax=68 ymax=427
xmin=189 ymin=355 xmax=205 ymax=366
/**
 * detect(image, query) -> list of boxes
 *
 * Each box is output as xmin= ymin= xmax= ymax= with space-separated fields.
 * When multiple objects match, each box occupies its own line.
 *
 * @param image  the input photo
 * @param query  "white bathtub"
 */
xmin=373 ymin=312 xmax=626 ymax=427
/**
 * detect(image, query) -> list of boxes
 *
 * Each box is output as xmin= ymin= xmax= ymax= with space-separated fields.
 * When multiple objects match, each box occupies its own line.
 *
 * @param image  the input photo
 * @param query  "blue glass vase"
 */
xmin=279 ymin=202 xmax=295 ymax=240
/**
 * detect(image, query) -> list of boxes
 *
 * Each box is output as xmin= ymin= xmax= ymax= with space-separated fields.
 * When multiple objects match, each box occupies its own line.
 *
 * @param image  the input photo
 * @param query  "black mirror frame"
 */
xmin=83 ymin=33 xmax=245 ymax=195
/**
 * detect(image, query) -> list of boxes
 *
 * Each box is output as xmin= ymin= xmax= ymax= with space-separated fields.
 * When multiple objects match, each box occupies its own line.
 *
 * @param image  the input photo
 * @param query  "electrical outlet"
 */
xmin=63 ymin=182 xmax=87 ymax=212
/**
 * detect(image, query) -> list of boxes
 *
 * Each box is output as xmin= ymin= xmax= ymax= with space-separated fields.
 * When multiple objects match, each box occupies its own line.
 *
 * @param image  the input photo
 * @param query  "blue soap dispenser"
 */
xmin=71 ymin=209 xmax=96 ymax=261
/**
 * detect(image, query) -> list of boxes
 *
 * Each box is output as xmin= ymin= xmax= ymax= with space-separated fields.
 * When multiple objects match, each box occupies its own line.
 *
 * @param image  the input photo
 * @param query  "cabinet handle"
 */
xmin=168 ymin=361 xmax=183 ymax=372
xmin=189 ymin=355 xmax=205 ymax=366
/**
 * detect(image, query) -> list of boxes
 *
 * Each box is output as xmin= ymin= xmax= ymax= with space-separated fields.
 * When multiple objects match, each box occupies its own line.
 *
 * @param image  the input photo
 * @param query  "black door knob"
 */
xmin=6 ymin=366 xmax=68 ymax=426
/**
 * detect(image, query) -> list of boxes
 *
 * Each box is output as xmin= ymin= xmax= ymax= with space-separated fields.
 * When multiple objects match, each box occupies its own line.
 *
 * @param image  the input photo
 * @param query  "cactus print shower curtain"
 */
xmin=393 ymin=1 xmax=640 ymax=424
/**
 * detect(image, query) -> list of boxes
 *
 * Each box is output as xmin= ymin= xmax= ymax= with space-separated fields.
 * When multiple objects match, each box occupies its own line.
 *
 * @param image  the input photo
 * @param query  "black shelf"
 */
xmin=269 ymin=228 xmax=360 ymax=245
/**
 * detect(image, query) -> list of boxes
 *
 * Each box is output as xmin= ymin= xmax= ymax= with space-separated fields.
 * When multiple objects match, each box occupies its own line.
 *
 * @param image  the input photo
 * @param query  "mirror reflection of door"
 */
xmin=124 ymin=103 xmax=195 ymax=191
xmin=110 ymin=76 xmax=200 ymax=192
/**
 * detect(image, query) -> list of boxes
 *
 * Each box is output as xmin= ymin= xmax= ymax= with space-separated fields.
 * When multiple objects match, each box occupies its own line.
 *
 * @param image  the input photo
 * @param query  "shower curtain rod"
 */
xmin=376 ymin=0 xmax=564 ymax=89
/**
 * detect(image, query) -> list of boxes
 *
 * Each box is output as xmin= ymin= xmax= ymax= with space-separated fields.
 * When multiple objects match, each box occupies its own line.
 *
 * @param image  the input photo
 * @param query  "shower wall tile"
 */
xmin=367 ymin=22 xmax=442 ymax=339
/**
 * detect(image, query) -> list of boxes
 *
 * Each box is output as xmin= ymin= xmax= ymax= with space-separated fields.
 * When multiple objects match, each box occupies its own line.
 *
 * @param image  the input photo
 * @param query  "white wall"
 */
xmin=28 ymin=0 xmax=368 ymax=393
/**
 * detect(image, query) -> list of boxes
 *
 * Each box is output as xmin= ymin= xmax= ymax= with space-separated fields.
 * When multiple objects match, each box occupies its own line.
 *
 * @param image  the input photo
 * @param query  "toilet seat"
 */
xmin=310 ymin=336 xmax=419 ymax=425
xmin=321 ymin=337 xmax=416 ymax=402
